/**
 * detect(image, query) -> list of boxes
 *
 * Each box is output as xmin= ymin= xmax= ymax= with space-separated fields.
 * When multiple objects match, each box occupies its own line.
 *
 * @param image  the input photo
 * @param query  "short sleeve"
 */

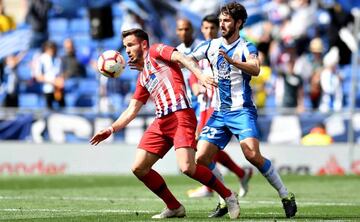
xmin=150 ymin=44 xmax=175 ymax=62
xmin=242 ymin=42 xmax=258 ymax=62
xmin=132 ymin=75 xmax=150 ymax=104
xmin=191 ymin=40 xmax=210 ymax=62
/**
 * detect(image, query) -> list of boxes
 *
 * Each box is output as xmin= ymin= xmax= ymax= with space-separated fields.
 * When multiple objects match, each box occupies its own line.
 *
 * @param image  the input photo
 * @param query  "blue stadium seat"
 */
xmin=102 ymin=37 xmax=121 ymax=50
xmin=112 ymin=4 xmax=123 ymax=17
xmin=75 ymin=94 xmax=96 ymax=107
xmin=19 ymin=93 xmax=44 ymax=108
xmin=70 ymin=18 xmax=90 ymax=34
xmin=72 ymin=34 xmax=92 ymax=48
xmin=265 ymin=94 xmax=276 ymax=108
xmin=64 ymin=78 xmax=80 ymax=93
xmin=113 ymin=18 xmax=122 ymax=34
xmin=17 ymin=62 xmax=32 ymax=81
xmin=48 ymin=18 xmax=69 ymax=34
xmin=65 ymin=93 xmax=78 ymax=107
xmin=77 ymin=79 xmax=98 ymax=94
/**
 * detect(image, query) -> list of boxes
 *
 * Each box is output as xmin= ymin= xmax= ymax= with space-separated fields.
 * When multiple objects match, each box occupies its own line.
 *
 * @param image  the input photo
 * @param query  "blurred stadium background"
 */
xmin=0 ymin=0 xmax=359 ymax=220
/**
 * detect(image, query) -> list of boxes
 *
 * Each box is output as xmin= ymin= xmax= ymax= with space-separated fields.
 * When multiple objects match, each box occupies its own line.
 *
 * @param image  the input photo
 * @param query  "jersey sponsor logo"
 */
xmin=218 ymin=59 xmax=230 ymax=80
xmin=145 ymin=74 xmax=159 ymax=93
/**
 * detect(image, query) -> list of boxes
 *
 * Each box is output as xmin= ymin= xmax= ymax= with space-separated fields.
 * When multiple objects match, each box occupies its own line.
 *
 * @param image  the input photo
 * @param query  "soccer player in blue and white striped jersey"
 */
xmin=191 ymin=2 xmax=297 ymax=218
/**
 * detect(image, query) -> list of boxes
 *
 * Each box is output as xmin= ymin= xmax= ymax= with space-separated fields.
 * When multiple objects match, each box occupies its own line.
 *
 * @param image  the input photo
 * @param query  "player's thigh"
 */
xmin=196 ymin=140 xmax=219 ymax=166
xmin=132 ymin=148 xmax=160 ymax=176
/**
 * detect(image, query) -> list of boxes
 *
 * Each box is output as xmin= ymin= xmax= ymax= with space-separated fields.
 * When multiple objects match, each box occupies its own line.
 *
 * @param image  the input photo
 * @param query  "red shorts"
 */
xmin=138 ymin=108 xmax=197 ymax=158
xmin=196 ymin=107 xmax=214 ymax=135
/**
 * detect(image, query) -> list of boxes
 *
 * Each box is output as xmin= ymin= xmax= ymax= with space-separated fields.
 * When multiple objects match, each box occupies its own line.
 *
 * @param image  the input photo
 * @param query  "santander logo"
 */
xmin=0 ymin=160 xmax=67 ymax=175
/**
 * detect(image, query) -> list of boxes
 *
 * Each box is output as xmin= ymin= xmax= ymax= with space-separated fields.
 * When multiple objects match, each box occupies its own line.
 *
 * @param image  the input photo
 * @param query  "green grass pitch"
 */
xmin=0 ymin=174 xmax=359 ymax=221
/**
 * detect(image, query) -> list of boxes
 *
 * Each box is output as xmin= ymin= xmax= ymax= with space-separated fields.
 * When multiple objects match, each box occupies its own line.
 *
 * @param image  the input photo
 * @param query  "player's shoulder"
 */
xmin=151 ymin=43 xmax=170 ymax=51
xmin=194 ymin=38 xmax=222 ymax=52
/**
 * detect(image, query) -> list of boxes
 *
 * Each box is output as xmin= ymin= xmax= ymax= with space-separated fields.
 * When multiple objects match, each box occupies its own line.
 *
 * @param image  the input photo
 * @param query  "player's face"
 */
xmin=219 ymin=13 xmax=241 ymax=40
xmin=123 ymin=34 xmax=144 ymax=65
xmin=176 ymin=20 xmax=193 ymax=44
xmin=201 ymin=21 xmax=218 ymax=40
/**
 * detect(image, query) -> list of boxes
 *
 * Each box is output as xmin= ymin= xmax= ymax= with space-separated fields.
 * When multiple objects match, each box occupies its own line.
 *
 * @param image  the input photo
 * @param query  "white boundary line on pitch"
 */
xmin=0 ymin=208 xmax=154 ymax=213
xmin=0 ymin=195 xmax=360 ymax=206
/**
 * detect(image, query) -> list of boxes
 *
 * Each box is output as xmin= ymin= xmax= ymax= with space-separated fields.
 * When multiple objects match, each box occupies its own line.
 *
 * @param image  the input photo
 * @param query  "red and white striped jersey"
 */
xmin=132 ymin=44 xmax=191 ymax=118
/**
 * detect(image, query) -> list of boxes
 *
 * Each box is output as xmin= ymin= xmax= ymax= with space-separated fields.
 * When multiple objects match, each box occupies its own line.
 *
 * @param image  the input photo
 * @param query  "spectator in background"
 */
xmin=251 ymin=51 xmax=272 ymax=109
xmin=0 ymin=0 xmax=16 ymax=34
xmin=1 ymin=52 xmax=25 ymax=107
xmin=33 ymin=41 xmax=65 ymax=109
xmin=60 ymin=38 xmax=86 ymax=79
xmin=294 ymin=37 xmax=325 ymax=110
xmin=319 ymin=47 xmax=343 ymax=113
xmin=301 ymin=123 xmax=333 ymax=145
xmin=275 ymin=45 xmax=304 ymax=113
xmin=26 ymin=0 xmax=51 ymax=48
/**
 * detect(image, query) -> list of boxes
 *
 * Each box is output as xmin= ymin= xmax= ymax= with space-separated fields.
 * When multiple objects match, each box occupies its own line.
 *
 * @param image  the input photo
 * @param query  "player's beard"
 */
xmin=221 ymin=24 xmax=236 ymax=40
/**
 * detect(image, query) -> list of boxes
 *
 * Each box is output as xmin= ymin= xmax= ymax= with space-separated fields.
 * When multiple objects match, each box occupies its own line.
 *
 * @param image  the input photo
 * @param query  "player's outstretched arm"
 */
xmin=90 ymin=99 xmax=144 ymax=146
xmin=219 ymin=50 xmax=260 ymax=76
xmin=171 ymin=51 xmax=217 ymax=89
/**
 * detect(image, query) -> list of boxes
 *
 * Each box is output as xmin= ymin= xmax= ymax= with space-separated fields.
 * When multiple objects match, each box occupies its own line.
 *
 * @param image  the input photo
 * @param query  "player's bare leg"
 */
xmin=132 ymin=149 xmax=184 ymax=219
xmin=240 ymin=138 xmax=297 ymax=218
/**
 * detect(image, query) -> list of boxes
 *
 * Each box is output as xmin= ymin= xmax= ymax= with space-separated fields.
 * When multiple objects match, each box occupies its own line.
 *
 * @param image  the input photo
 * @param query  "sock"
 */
xmin=215 ymin=151 xmax=245 ymax=178
xmin=211 ymin=164 xmax=226 ymax=206
xmin=138 ymin=169 xmax=181 ymax=209
xmin=259 ymin=158 xmax=288 ymax=199
xmin=189 ymin=164 xmax=231 ymax=199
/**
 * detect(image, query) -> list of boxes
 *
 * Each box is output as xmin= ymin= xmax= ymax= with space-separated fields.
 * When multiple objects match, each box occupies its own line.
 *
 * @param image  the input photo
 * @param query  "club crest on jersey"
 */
xmin=218 ymin=59 xmax=230 ymax=80
xmin=146 ymin=61 xmax=151 ymax=71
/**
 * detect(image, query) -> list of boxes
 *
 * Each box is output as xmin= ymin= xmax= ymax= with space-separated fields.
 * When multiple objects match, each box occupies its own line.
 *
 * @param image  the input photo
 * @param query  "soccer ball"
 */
xmin=97 ymin=50 xmax=126 ymax=78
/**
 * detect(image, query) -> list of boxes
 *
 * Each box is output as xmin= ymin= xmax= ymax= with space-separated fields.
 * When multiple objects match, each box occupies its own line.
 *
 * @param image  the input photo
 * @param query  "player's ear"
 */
xmin=141 ymin=40 xmax=148 ymax=50
xmin=236 ymin=19 xmax=242 ymax=29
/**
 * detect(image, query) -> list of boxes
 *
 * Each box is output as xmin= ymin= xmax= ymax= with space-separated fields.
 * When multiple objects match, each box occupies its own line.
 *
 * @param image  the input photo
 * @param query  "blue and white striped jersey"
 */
xmin=191 ymin=37 xmax=258 ymax=111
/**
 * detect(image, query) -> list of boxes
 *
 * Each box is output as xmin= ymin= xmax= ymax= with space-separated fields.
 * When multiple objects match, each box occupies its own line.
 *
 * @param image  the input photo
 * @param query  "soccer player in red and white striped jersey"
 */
xmin=90 ymin=28 xmax=240 ymax=219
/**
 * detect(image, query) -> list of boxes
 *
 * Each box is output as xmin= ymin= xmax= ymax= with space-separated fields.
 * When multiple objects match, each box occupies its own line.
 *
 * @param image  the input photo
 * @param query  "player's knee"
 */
xmin=131 ymin=165 xmax=149 ymax=178
xmin=196 ymin=155 xmax=211 ymax=166
xmin=179 ymin=164 xmax=196 ymax=176
xmin=244 ymin=149 xmax=258 ymax=162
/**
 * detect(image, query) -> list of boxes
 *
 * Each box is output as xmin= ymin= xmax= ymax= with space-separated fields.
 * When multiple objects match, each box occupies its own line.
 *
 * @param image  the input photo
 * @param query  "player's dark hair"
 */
xmin=122 ymin=28 xmax=149 ymax=45
xmin=202 ymin=14 xmax=219 ymax=28
xmin=220 ymin=2 xmax=248 ymax=29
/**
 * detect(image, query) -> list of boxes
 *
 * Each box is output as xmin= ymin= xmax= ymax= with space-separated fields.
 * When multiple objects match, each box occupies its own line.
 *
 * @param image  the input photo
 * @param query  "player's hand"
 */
xmin=199 ymin=74 xmax=217 ymax=89
xmin=219 ymin=49 xmax=234 ymax=65
xmin=127 ymin=61 xmax=143 ymax=71
xmin=90 ymin=128 xmax=112 ymax=146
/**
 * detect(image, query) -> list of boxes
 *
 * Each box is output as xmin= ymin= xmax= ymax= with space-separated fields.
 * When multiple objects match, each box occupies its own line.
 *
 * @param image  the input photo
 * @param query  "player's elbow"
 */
xmin=252 ymin=67 xmax=260 ymax=76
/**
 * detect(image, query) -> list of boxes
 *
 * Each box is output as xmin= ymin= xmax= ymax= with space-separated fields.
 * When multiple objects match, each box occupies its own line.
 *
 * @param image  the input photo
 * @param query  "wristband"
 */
xmin=108 ymin=126 xmax=115 ymax=134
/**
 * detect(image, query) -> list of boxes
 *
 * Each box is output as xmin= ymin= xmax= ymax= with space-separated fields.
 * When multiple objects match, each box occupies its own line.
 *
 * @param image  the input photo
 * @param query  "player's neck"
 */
xmin=223 ymin=32 xmax=240 ymax=45
xmin=184 ymin=38 xmax=195 ymax=48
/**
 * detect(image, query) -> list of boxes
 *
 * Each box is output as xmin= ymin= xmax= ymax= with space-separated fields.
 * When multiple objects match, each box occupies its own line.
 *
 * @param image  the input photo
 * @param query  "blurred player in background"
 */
xmin=191 ymin=2 xmax=297 ymax=218
xmin=175 ymin=18 xmax=202 ymax=117
xmin=186 ymin=14 xmax=253 ymax=218
xmin=90 ymin=28 xmax=240 ymax=219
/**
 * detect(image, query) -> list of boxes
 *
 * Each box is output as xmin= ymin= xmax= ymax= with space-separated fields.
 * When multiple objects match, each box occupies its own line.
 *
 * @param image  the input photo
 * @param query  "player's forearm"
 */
xmin=171 ymin=51 xmax=203 ymax=80
xmin=231 ymin=61 xmax=260 ymax=76
xmin=111 ymin=100 xmax=142 ymax=132
xmin=180 ymin=56 xmax=203 ymax=79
